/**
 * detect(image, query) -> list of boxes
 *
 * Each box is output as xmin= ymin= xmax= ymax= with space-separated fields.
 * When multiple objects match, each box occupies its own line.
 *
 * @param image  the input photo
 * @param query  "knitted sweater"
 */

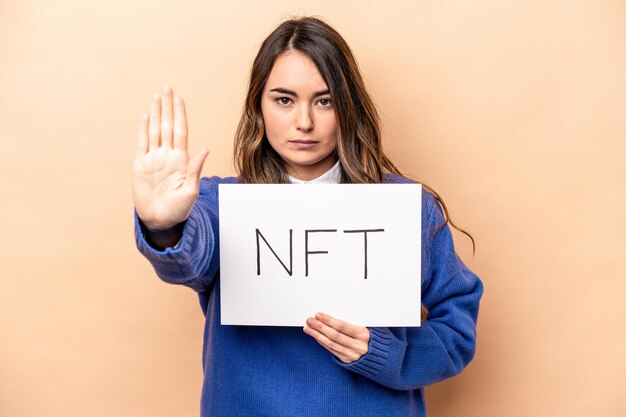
xmin=134 ymin=173 xmax=484 ymax=417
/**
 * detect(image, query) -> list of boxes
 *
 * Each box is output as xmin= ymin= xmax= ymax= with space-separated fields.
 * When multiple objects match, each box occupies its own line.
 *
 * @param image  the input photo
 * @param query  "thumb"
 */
xmin=187 ymin=148 xmax=210 ymax=185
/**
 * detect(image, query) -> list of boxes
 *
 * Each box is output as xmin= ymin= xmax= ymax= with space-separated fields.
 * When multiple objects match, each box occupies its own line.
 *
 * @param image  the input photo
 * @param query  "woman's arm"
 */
xmin=333 ymin=191 xmax=484 ymax=390
xmin=133 ymin=85 xmax=217 ymax=293
xmin=134 ymin=178 xmax=223 ymax=293
xmin=140 ymin=221 xmax=184 ymax=250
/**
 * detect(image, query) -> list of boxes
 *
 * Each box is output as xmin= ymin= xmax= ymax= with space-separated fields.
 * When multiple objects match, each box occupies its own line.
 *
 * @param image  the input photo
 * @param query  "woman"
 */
xmin=133 ymin=16 xmax=483 ymax=417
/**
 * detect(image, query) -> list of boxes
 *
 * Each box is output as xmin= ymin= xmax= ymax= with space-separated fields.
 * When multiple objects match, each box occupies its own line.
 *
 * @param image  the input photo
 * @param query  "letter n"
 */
xmin=256 ymin=229 xmax=293 ymax=276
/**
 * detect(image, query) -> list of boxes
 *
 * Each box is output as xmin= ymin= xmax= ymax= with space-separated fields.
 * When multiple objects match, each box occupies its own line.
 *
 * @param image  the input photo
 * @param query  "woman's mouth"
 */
xmin=289 ymin=140 xmax=319 ymax=149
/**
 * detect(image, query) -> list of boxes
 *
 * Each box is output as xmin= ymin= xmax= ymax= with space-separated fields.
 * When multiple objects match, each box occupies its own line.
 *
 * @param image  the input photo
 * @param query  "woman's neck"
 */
xmin=286 ymin=155 xmax=338 ymax=182
xmin=288 ymin=160 xmax=341 ymax=184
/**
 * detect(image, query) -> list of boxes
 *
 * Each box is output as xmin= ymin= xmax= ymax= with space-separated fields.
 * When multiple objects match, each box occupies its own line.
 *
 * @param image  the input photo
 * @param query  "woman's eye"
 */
xmin=318 ymin=98 xmax=332 ymax=107
xmin=276 ymin=97 xmax=292 ymax=105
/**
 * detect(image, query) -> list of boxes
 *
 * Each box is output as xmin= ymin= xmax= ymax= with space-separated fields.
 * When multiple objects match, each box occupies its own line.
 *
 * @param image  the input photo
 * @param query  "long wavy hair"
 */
xmin=234 ymin=16 xmax=474 ymax=320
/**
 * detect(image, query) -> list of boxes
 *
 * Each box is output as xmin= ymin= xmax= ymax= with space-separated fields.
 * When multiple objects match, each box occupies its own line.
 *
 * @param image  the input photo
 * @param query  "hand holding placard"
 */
xmin=304 ymin=312 xmax=371 ymax=364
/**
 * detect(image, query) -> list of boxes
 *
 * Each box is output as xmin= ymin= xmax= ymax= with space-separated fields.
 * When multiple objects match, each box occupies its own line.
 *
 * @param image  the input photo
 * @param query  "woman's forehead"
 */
xmin=265 ymin=50 xmax=328 ymax=94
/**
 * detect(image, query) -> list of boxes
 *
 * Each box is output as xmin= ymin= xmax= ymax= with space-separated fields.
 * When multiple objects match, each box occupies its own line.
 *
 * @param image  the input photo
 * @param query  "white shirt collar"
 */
xmin=288 ymin=160 xmax=342 ymax=184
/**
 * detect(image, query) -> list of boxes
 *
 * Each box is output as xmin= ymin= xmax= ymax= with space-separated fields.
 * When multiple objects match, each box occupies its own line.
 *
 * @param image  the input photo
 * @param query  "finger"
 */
xmin=186 ymin=148 xmax=210 ymax=185
xmin=148 ymin=93 xmax=161 ymax=149
xmin=173 ymin=96 xmax=188 ymax=150
xmin=315 ymin=312 xmax=370 ymax=341
xmin=161 ymin=85 xmax=174 ymax=148
xmin=328 ymin=348 xmax=355 ymax=364
xmin=324 ymin=344 xmax=353 ymax=364
xmin=307 ymin=317 xmax=358 ymax=349
xmin=307 ymin=316 xmax=368 ymax=355
xmin=137 ymin=112 xmax=149 ymax=156
xmin=303 ymin=324 xmax=361 ymax=363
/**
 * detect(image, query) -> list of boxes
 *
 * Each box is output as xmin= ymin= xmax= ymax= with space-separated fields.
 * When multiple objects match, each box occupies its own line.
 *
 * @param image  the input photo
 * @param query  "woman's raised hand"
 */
xmin=133 ymin=85 xmax=210 ymax=232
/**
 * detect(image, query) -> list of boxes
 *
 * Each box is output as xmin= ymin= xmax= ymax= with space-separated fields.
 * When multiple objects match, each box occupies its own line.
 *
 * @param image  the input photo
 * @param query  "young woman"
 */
xmin=133 ymin=16 xmax=483 ymax=417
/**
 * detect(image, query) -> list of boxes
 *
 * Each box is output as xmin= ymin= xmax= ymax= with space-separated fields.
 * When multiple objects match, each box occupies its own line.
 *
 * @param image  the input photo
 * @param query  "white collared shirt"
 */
xmin=287 ymin=160 xmax=342 ymax=184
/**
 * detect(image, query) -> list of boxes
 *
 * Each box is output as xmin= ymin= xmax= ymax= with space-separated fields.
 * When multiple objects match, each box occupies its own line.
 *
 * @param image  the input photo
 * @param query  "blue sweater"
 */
xmin=134 ymin=173 xmax=483 ymax=417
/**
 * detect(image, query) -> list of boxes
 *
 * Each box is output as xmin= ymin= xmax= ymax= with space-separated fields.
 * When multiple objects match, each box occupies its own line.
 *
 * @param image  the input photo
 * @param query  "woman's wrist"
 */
xmin=141 ymin=220 xmax=185 ymax=250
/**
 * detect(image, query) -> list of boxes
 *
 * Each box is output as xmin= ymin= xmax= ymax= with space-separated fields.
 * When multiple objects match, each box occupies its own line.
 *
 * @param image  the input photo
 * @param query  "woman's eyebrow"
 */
xmin=269 ymin=87 xmax=330 ymax=98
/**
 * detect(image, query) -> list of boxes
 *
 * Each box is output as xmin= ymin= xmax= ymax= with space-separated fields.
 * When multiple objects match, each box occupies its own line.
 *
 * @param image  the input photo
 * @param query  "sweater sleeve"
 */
xmin=334 ymin=191 xmax=484 ymax=390
xmin=134 ymin=177 xmax=222 ymax=293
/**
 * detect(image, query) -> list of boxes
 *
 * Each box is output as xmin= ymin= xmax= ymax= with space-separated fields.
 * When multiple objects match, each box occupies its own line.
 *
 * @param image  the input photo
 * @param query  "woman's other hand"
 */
xmin=303 ymin=312 xmax=370 ymax=364
xmin=133 ymin=85 xmax=210 ymax=232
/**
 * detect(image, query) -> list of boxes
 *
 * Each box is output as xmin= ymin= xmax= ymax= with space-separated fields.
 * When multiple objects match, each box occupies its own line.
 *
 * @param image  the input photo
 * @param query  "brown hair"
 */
xmin=234 ymin=16 xmax=475 ymax=320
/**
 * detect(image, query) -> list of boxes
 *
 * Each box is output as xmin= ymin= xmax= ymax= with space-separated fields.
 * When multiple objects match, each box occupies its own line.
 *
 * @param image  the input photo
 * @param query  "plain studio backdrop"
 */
xmin=1 ymin=1 xmax=624 ymax=416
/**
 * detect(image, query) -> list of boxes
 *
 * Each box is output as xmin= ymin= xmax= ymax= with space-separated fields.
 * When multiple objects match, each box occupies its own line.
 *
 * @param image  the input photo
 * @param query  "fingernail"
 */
xmin=153 ymin=93 xmax=160 ymax=100
xmin=315 ymin=313 xmax=323 ymax=320
xmin=163 ymin=85 xmax=171 ymax=93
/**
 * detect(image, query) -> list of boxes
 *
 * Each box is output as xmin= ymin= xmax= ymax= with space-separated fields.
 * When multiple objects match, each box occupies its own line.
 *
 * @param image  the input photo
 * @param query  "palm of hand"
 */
xmin=132 ymin=86 xmax=209 ymax=231
xmin=133 ymin=147 xmax=195 ymax=230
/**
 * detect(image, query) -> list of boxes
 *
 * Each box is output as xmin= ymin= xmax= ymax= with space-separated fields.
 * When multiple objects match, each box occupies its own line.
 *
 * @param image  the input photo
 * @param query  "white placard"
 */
xmin=218 ymin=184 xmax=422 ymax=327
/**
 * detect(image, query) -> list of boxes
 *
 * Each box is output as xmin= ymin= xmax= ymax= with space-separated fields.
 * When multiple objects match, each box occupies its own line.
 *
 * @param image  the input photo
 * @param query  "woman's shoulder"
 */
xmin=197 ymin=176 xmax=240 ymax=198
xmin=383 ymin=173 xmax=439 ymax=213
xmin=199 ymin=175 xmax=239 ymax=187
xmin=382 ymin=172 xmax=413 ymax=184
xmin=200 ymin=175 xmax=240 ymax=185
xmin=383 ymin=173 xmax=447 ymax=233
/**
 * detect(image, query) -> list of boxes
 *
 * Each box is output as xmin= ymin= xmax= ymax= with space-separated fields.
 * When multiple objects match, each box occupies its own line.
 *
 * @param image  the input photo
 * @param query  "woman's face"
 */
xmin=260 ymin=50 xmax=338 ymax=181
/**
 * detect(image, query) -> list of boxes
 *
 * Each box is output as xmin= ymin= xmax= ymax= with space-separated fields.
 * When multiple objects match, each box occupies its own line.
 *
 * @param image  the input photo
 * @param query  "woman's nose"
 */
xmin=295 ymin=104 xmax=314 ymax=132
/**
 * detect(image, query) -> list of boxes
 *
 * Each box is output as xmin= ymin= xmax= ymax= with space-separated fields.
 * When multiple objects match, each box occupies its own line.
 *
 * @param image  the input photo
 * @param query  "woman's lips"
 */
xmin=289 ymin=140 xmax=319 ymax=149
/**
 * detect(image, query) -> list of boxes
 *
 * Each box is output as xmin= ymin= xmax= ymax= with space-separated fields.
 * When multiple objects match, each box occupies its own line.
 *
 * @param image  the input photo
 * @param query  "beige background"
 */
xmin=1 ymin=0 xmax=625 ymax=416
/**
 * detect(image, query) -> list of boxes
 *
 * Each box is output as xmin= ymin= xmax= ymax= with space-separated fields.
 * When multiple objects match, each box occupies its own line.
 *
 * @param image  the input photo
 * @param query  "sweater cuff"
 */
xmin=334 ymin=327 xmax=393 ymax=377
xmin=134 ymin=207 xmax=200 ymax=260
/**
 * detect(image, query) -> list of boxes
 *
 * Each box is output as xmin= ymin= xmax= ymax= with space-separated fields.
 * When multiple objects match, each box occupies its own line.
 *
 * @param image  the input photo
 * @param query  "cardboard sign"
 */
xmin=218 ymin=184 xmax=422 ymax=327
